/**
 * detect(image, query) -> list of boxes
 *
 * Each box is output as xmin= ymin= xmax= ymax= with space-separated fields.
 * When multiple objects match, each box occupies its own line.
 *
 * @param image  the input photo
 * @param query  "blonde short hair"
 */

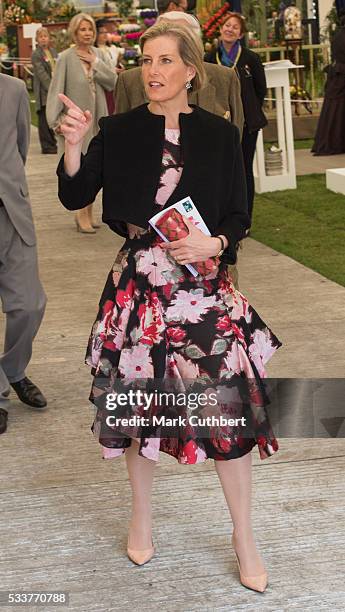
xmin=68 ymin=13 xmax=96 ymax=45
xmin=35 ymin=27 xmax=50 ymax=42
xmin=139 ymin=21 xmax=207 ymax=92
xmin=156 ymin=11 xmax=201 ymax=37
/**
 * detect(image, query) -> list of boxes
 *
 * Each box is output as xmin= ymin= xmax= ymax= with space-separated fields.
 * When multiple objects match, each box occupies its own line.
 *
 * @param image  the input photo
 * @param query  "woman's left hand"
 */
xmin=160 ymin=217 xmax=223 ymax=264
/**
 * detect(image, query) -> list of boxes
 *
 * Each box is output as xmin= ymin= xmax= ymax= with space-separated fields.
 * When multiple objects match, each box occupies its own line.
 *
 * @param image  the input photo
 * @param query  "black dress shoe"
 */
xmin=10 ymin=377 xmax=47 ymax=409
xmin=0 ymin=408 xmax=8 ymax=434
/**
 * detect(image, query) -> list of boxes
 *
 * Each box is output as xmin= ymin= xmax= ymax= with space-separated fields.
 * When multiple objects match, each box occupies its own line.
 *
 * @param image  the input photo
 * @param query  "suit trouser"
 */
xmin=0 ymin=207 xmax=47 ymax=395
xmin=37 ymin=106 xmax=57 ymax=153
xmin=241 ymin=126 xmax=259 ymax=223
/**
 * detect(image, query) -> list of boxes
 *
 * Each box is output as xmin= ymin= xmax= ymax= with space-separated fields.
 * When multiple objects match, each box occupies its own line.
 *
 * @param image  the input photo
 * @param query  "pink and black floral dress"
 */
xmin=86 ymin=129 xmax=281 ymax=464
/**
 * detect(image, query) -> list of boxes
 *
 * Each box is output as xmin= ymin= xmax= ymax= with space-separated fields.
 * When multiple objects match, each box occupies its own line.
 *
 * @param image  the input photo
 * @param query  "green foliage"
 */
xmin=252 ymin=174 xmax=345 ymax=286
xmin=116 ymin=0 xmax=133 ymax=18
xmin=49 ymin=28 xmax=71 ymax=52
xmin=4 ymin=0 xmax=78 ymax=23
xmin=322 ymin=5 xmax=340 ymax=42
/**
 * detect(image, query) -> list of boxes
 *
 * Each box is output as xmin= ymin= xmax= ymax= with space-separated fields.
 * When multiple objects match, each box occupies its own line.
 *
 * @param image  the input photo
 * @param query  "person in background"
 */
xmin=115 ymin=12 xmax=244 ymax=137
xmin=312 ymin=10 xmax=345 ymax=155
xmin=31 ymin=27 xmax=58 ymax=154
xmin=0 ymin=73 xmax=47 ymax=429
xmin=95 ymin=19 xmax=124 ymax=69
xmin=205 ymin=12 xmax=267 ymax=228
xmin=95 ymin=19 xmax=124 ymax=115
xmin=157 ymin=0 xmax=188 ymax=13
xmin=46 ymin=12 xmax=117 ymax=234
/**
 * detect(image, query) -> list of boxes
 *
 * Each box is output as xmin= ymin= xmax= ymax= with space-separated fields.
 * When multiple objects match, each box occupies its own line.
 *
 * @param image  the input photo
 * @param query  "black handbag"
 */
xmin=236 ymin=64 xmax=268 ymax=133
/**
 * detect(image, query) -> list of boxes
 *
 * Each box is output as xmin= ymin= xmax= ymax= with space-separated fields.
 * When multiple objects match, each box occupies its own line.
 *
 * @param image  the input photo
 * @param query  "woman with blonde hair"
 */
xmin=56 ymin=22 xmax=281 ymax=592
xmin=31 ymin=27 xmax=58 ymax=154
xmin=47 ymin=13 xmax=117 ymax=233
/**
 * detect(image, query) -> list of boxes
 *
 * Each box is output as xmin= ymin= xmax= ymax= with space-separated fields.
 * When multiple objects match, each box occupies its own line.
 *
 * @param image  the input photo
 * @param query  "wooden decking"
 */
xmin=0 ymin=128 xmax=344 ymax=611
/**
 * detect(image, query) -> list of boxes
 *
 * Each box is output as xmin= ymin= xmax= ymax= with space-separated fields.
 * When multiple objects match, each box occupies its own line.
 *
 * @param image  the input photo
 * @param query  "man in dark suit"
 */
xmin=114 ymin=11 xmax=244 ymax=136
xmin=31 ymin=27 xmax=58 ymax=154
xmin=0 ymin=73 xmax=47 ymax=433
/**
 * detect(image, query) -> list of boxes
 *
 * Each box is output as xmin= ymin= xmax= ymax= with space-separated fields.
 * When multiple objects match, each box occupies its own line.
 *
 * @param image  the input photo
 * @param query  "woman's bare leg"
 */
xmin=87 ymin=202 xmax=101 ymax=228
xmin=214 ymin=451 xmax=266 ymax=576
xmin=75 ymin=206 xmax=94 ymax=232
xmin=125 ymin=439 xmax=156 ymax=550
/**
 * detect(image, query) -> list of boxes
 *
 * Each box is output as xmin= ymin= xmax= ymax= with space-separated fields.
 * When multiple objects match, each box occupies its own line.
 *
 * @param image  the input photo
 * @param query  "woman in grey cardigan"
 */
xmin=46 ymin=13 xmax=117 ymax=233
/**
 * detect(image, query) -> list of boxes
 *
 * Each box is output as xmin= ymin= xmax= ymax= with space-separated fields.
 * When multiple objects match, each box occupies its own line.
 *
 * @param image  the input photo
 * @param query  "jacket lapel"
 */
xmin=39 ymin=46 xmax=52 ymax=75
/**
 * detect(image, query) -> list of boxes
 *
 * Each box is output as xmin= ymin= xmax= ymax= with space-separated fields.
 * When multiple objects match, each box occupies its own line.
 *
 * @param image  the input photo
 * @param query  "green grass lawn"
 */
xmin=252 ymin=174 xmax=345 ymax=287
xmin=29 ymin=92 xmax=38 ymax=128
xmin=293 ymin=138 xmax=314 ymax=150
xmin=265 ymin=139 xmax=314 ymax=150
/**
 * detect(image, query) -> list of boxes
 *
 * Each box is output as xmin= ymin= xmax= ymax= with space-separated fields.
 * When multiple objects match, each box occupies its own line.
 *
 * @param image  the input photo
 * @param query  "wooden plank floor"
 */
xmin=0 ymin=128 xmax=344 ymax=611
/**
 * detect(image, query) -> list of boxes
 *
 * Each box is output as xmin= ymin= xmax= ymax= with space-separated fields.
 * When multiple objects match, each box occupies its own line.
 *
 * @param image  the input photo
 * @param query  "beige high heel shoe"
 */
xmin=86 ymin=203 xmax=101 ymax=229
xmin=74 ymin=210 xmax=96 ymax=234
xmin=127 ymin=536 xmax=155 ymax=566
xmin=232 ymin=534 xmax=268 ymax=593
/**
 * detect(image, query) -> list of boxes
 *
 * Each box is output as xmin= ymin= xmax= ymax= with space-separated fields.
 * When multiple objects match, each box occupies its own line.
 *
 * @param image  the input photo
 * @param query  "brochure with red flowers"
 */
xmin=149 ymin=196 xmax=220 ymax=277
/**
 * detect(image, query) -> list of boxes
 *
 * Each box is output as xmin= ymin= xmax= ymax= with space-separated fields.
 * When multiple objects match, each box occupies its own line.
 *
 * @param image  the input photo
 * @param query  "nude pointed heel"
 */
xmin=86 ymin=203 xmax=101 ymax=228
xmin=232 ymin=534 xmax=268 ymax=593
xmin=74 ymin=213 xmax=96 ymax=234
xmin=127 ymin=537 xmax=155 ymax=566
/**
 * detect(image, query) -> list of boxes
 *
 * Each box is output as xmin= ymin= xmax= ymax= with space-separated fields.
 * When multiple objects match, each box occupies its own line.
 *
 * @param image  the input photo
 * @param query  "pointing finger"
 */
xmin=58 ymin=93 xmax=83 ymax=113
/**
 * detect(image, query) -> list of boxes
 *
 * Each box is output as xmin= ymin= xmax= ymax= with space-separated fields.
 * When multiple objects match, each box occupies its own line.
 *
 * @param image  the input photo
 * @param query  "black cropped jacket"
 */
xmin=57 ymin=103 xmax=250 ymax=264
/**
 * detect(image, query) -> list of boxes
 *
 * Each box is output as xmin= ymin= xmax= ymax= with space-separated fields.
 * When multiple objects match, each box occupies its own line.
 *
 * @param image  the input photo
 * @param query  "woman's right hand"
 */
xmin=58 ymin=93 xmax=92 ymax=146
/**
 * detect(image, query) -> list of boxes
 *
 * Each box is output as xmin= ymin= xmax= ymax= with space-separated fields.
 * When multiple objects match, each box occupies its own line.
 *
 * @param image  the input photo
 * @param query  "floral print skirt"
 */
xmin=86 ymin=231 xmax=282 ymax=464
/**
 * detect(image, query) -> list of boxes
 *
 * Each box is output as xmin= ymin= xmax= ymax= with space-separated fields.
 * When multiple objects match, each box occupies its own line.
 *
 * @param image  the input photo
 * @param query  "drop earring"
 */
xmin=185 ymin=80 xmax=192 ymax=90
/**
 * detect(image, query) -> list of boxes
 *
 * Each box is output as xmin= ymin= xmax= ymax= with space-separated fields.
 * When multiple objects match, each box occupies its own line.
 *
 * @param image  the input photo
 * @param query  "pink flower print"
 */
xmin=231 ymin=323 xmax=246 ymax=347
xmin=103 ymin=306 xmax=131 ymax=352
xmin=166 ymin=326 xmax=187 ymax=344
xmin=161 ymin=281 xmax=175 ymax=300
xmin=215 ymin=385 xmax=243 ymax=413
xmin=116 ymin=278 xmax=135 ymax=309
xmin=249 ymin=329 xmax=277 ymax=377
xmin=173 ymin=352 xmax=200 ymax=378
xmin=222 ymin=340 xmax=255 ymax=379
xmin=118 ymin=344 xmax=154 ymax=378
xmin=223 ymin=343 xmax=242 ymax=375
xmin=87 ymin=300 xmax=117 ymax=366
xmin=136 ymin=246 xmax=175 ymax=286
xmin=135 ymin=294 xmax=165 ymax=346
xmin=231 ymin=293 xmax=253 ymax=323
xmin=155 ymin=167 xmax=182 ymax=206
xmin=165 ymin=289 xmax=217 ymax=323
xmin=180 ymin=439 xmax=199 ymax=464
xmin=102 ymin=446 xmax=124 ymax=459
xmin=140 ymin=438 xmax=161 ymax=461
xmin=215 ymin=314 xmax=232 ymax=332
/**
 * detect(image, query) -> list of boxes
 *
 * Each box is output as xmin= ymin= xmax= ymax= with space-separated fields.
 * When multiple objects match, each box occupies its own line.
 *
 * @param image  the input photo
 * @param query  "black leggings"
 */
xmin=241 ymin=126 xmax=259 ymax=223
